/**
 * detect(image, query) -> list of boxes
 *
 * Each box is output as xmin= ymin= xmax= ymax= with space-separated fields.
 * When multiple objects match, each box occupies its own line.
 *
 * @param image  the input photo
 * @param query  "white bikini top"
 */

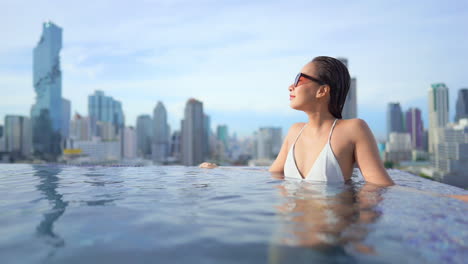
xmin=284 ymin=119 xmax=344 ymax=183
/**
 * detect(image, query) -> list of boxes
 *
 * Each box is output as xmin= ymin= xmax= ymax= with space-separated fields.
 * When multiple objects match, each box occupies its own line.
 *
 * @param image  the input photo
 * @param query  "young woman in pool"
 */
xmin=202 ymin=56 xmax=394 ymax=186
xmin=200 ymin=57 xmax=468 ymax=201
xmin=268 ymin=56 xmax=394 ymax=186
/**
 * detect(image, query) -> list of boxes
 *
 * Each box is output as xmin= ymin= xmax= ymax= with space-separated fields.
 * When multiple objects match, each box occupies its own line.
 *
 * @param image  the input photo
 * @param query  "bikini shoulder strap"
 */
xmin=292 ymin=123 xmax=307 ymax=145
xmin=328 ymin=119 xmax=338 ymax=142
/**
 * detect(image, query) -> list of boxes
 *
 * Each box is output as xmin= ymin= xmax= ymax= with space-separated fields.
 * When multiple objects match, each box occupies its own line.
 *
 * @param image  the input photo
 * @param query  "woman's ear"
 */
xmin=316 ymin=85 xmax=330 ymax=98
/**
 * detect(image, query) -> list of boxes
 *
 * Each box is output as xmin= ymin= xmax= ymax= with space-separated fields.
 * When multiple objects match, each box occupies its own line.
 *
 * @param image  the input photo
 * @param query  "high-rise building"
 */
xmin=342 ymin=78 xmax=357 ymax=119
xmin=455 ymin=89 xmax=468 ymax=122
xmin=70 ymin=113 xmax=92 ymax=141
xmin=387 ymin=103 xmax=404 ymax=138
xmin=123 ymin=126 xmax=137 ymax=159
xmin=4 ymin=115 xmax=32 ymax=159
xmin=203 ymin=114 xmax=211 ymax=160
xmin=31 ymin=21 xmax=63 ymax=159
xmin=217 ymin=125 xmax=229 ymax=148
xmin=88 ymin=90 xmax=124 ymax=135
xmin=256 ymin=127 xmax=282 ymax=160
xmin=422 ymin=130 xmax=429 ymax=152
xmin=96 ymin=121 xmax=117 ymax=141
xmin=0 ymin=136 xmax=5 ymax=153
xmin=181 ymin=98 xmax=204 ymax=166
xmin=434 ymin=118 xmax=468 ymax=188
xmin=152 ymin=102 xmax=169 ymax=164
xmin=337 ymin=57 xmax=357 ymax=119
xmin=169 ymin=131 xmax=181 ymax=161
xmin=136 ymin=115 xmax=152 ymax=158
xmin=405 ymin=108 xmax=424 ymax=150
xmin=428 ymin=83 xmax=449 ymax=153
xmin=384 ymin=132 xmax=412 ymax=164
xmin=61 ymin=98 xmax=71 ymax=139
xmin=0 ymin=125 xmax=3 ymax=154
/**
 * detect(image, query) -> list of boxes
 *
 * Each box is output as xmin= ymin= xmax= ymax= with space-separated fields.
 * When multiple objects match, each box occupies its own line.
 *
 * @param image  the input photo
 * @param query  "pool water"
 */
xmin=0 ymin=165 xmax=467 ymax=264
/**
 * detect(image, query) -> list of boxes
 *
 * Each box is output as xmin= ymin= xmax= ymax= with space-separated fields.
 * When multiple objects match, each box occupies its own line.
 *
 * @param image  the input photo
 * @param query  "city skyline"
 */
xmin=1 ymin=1 xmax=467 ymax=139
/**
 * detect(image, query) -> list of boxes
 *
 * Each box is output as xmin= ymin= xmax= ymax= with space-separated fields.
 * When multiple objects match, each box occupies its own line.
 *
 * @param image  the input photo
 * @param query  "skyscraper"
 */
xmin=387 ymin=103 xmax=404 ymax=138
xmin=455 ymin=89 xmax=468 ymax=122
xmin=428 ymin=83 xmax=449 ymax=153
xmin=256 ymin=127 xmax=282 ymax=160
xmin=31 ymin=22 xmax=63 ymax=159
xmin=152 ymin=101 xmax=169 ymax=163
xmin=203 ymin=114 xmax=211 ymax=160
xmin=181 ymin=98 xmax=204 ymax=166
xmin=123 ymin=126 xmax=137 ymax=159
xmin=217 ymin=125 xmax=229 ymax=148
xmin=405 ymin=108 xmax=424 ymax=150
xmin=434 ymin=119 xmax=468 ymax=188
xmin=70 ymin=113 xmax=91 ymax=141
xmin=4 ymin=115 xmax=32 ymax=159
xmin=342 ymin=78 xmax=357 ymax=119
xmin=88 ymin=90 xmax=124 ymax=134
xmin=384 ymin=132 xmax=412 ymax=163
xmin=136 ymin=115 xmax=152 ymax=158
xmin=337 ymin=58 xmax=357 ymax=119
xmin=169 ymin=131 xmax=181 ymax=161
xmin=61 ymin=98 xmax=71 ymax=139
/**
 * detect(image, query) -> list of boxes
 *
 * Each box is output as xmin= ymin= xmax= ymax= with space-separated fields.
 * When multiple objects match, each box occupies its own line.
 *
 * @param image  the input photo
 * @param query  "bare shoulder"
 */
xmin=338 ymin=118 xmax=372 ymax=140
xmin=287 ymin=122 xmax=306 ymax=137
xmin=290 ymin=122 xmax=306 ymax=131
xmin=337 ymin=118 xmax=368 ymax=129
xmin=283 ymin=122 xmax=306 ymax=146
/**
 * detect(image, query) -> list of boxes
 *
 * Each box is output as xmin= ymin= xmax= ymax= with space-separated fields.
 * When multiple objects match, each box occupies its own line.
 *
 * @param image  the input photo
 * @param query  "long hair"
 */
xmin=311 ymin=56 xmax=351 ymax=119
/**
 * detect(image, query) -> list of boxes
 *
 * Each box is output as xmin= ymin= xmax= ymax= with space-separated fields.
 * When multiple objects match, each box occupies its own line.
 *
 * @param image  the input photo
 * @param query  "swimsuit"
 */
xmin=284 ymin=119 xmax=344 ymax=183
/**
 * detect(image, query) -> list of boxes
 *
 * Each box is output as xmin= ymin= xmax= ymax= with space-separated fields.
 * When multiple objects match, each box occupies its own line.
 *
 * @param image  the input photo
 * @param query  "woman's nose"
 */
xmin=288 ymin=84 xmax=294 ymax=92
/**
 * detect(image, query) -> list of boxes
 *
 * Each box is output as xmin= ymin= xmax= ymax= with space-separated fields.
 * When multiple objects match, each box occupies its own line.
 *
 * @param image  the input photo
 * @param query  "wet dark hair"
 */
xmin=311 ymin=56 xmax=351 ymax=119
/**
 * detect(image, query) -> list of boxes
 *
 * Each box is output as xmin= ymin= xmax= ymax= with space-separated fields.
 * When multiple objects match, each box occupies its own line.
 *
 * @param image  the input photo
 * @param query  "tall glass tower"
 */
xmin=31 ymin=21 xmax=63 ymax=159
xmin=136 ymin=115 xmax=153 ymax=158
xmin=88 ymin=90 xmax=125 ymax=134
xmin=455 ymin=89 xmax=468 ymax=122
xmin=337 ymin=58 xmax=357 ymax=119
xmin=387 ymin=102 xmax=404 ymax=138
xmin=181 ymin=98 xmax=204 ymax=166
xmin=428 ymin=83 xmax=449 ymax=154
xmin=152 ymin=101 xmax=170 ymax=163
xmin=405 ymin=108 xmax=424 ymax=150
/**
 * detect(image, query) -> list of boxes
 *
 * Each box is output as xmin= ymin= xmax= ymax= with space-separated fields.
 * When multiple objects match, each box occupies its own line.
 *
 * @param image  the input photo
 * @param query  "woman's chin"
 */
xmin=289 ymin=102 xmax=301 ymax=110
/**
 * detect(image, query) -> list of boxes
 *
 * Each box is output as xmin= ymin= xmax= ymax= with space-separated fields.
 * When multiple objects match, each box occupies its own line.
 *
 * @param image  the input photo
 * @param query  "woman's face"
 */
xmin=289 ymin=62 xmax=324 ymax=111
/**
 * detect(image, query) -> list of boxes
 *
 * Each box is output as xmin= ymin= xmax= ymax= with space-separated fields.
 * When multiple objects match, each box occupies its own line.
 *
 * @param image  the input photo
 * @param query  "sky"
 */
xmin=0 ymin=0 xmax=467 ymax=140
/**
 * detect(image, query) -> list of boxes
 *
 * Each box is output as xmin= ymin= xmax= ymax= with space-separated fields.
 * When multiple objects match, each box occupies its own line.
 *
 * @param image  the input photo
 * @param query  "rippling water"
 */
xmin=0 ymin=164 xmax=467 ymax=264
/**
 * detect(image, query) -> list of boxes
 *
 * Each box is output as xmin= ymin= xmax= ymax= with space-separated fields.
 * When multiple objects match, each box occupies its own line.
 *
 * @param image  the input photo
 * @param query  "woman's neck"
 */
xmin=304 ymin=111 xmax=336 ymax=133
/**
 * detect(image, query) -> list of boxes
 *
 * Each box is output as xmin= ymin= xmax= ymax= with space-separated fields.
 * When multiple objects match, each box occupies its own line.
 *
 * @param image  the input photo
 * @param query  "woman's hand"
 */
xmin=199 ymin=162 xmax=218 ymax=169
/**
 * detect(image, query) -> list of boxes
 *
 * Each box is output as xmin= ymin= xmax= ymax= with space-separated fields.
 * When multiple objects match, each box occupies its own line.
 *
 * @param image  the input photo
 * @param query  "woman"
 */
xmin=200 ymin=56 xmax=468 ymax=201
xmin=202 ymin=56 xmax=393 ymax=186
xmin=268 ymin=56 xmax=393 ymax=186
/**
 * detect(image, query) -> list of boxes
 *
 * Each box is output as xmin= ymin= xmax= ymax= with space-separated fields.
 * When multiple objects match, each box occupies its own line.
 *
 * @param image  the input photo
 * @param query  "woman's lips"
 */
xmin=290 ymin=95 xmax=295 ymax=100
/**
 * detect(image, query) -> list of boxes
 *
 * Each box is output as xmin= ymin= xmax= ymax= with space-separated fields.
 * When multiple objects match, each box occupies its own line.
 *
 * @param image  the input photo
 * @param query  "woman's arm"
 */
xmin=352 ymin=119 xmax=394 ymax=186
xmin=269 ymin=123 xmax=302 ymax=173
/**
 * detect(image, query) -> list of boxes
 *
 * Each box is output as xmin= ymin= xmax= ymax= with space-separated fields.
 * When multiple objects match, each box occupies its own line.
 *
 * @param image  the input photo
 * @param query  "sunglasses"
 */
xmin=294 ymin=73 xmax=326 ymax=87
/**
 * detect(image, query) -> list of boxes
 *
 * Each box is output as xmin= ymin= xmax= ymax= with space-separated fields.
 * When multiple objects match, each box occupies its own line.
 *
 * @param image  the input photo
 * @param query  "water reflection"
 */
xmin=82 ymin=167 xmax=120 ymax=206
xmin=269 ymin=174 xmax=385 ymax=262
xmin=33 ymin=165 xmax=67 ymax=249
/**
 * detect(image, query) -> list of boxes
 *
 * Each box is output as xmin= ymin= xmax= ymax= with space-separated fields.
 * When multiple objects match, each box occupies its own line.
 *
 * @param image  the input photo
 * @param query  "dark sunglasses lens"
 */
xmin=294 ymin=74 xmax=301 ymax=87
